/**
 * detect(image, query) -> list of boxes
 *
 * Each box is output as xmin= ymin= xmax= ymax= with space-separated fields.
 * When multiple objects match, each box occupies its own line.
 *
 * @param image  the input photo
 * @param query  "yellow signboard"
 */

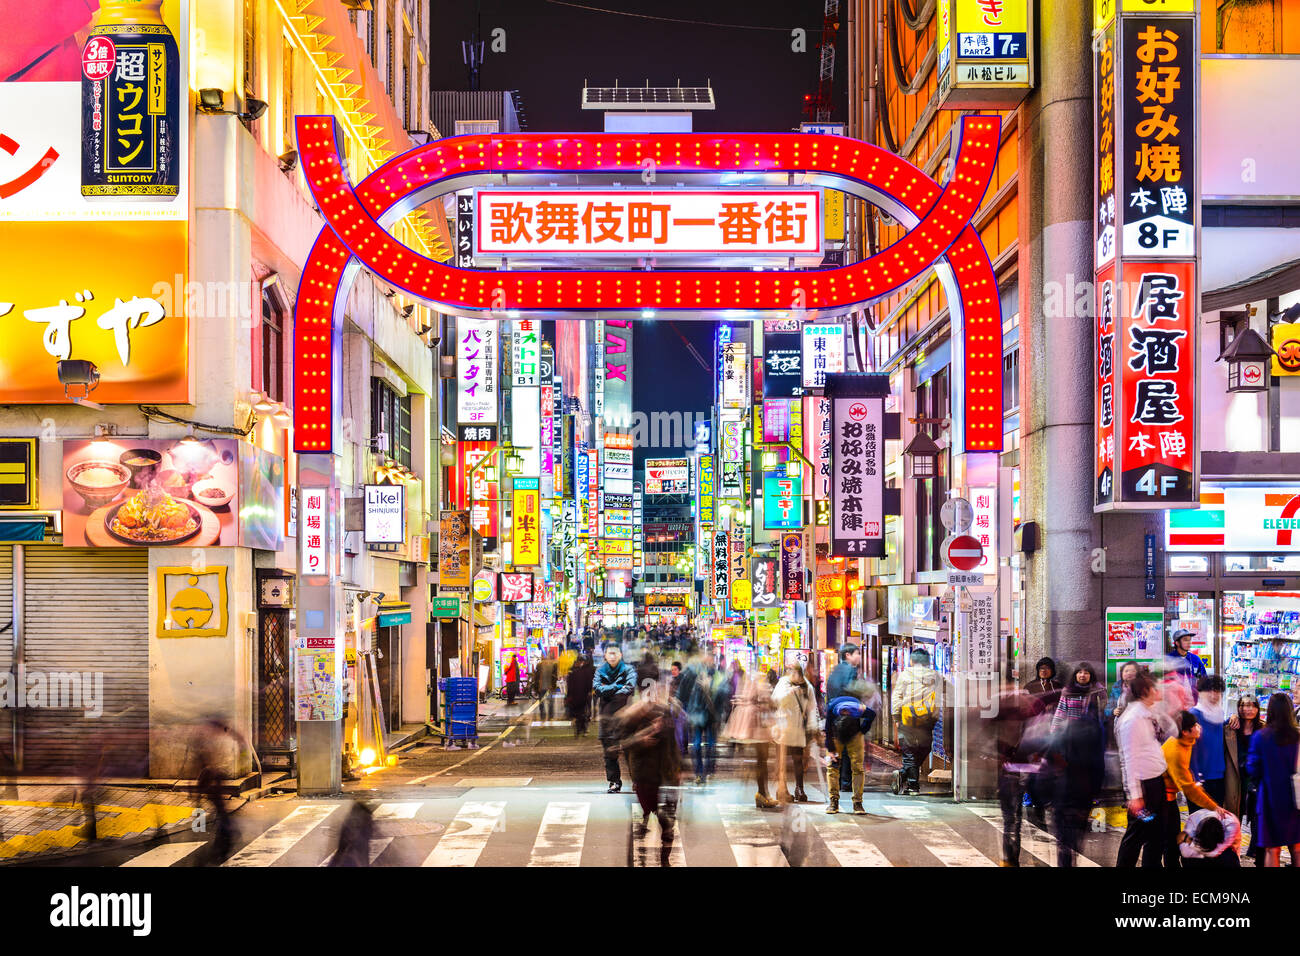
xmin=824 ymin=191 xmax=844 ymax=242
xmin=1272 ymin=322 xmax=1300 ymax=377
xmin=599 ymin=538 xmax=633 ymax=555
xmin=940 ymin=0 xmax=1033 ymax=108
xmin=730 ymin=579 xmax=752 ymax=611
xmin=158 ymin=566 xmax=229 ymax=638
xmin=512 ymin=481 xmax=541 ymax=565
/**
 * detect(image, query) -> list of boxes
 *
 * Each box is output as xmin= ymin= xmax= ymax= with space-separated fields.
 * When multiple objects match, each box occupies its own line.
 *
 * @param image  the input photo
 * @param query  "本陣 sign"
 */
xmin=937 ymin=0 xmax=1033 ymax=108
xmin=1093 ymin=7 xmax=1198 ymax=512
xmin=475 ymin=189 xmax=822 ymax=255
xmin=827 ymin=375 xmax=889 ymax=557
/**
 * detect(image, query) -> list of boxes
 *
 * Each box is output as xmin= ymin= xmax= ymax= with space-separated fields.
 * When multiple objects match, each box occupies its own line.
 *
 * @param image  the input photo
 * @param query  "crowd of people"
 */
xmin=500 ymin=623 xmax=1299 ymax=868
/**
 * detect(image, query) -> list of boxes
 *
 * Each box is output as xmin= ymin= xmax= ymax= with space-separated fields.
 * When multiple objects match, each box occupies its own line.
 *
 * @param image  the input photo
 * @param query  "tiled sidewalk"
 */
xmin=0 ymin=785 xmax=200 ymax=863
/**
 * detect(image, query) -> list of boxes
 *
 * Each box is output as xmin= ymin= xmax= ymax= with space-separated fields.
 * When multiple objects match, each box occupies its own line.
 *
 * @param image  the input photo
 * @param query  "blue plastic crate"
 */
xmin=443 ymin=677 xmax=478 ymax=703
xmin=447 ymin=703 xmax=477 ymax=721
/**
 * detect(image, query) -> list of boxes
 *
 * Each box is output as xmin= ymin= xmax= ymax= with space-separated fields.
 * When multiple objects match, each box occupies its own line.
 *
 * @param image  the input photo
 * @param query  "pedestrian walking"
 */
xmin=504 ymin=653 xmax=521 ymax=707
xmin=594 ymin=645 xmax=637 ymax=793
xmin=566 ymin=654 xmax=595 ymax=737
xmin=985 ymin=685 xmax=1047 ymax=866
xmin=534 ymin=654 xmax=559 ymax=721
xmin=636 ymin=648 xmax=661 ymax=695
xmin=615 ymin=686 xmax=682 ymax=866
xmin=1189 ymin=675 xmax=1227 ymax=810
xmin=678 ymin=654 xmax=728 ymax=785
xmin=1047 ymin=662 xmax=1106 ymax=867
xmin=724 ymin=669 xmax=778 ymax=809
xmin=772 ymin=663 xmax=821 ymax=804
xmin=328 ymin=801 xmax=375 ymax=867
xmin=891 ymin=646 xmax=939 ymax=797
xmin=1245 ymin=692 xmax=1300 ymax=867
xmin=1225 ymin=693 xmax=1264 ymax=865
xmin=1161 ymin=709 xmax=1229 ymax=867
xmin=1116 ymin=674 xmax=1169 ymax=867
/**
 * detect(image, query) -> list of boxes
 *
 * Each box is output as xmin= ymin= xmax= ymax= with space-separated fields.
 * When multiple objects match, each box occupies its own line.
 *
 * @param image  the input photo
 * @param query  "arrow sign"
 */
xmin=942 ymin=534 xmax=984 ymax=572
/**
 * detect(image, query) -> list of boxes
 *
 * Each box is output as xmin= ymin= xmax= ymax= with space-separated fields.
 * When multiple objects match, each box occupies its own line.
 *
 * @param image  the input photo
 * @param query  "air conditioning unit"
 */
xmin=439 ymin=355 xmax=456 ymax=379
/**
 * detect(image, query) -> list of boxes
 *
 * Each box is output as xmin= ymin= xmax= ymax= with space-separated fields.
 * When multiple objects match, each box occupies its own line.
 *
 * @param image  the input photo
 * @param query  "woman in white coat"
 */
xmin=772 ymin=663 xmax=822 ymax=803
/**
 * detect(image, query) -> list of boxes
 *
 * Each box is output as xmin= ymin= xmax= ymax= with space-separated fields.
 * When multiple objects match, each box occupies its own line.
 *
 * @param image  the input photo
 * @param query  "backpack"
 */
xmin=900 ymin=683 xmax=937 ymax=727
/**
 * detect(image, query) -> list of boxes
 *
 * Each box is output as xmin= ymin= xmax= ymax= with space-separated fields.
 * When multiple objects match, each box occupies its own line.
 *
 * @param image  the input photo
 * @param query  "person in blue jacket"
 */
xmin=1188 ymin=675 xmax=1228 ymax=810
xmin=1245 ymin=692 xmax=1300 ymax=867
xmin=594 ymin=644 xmax=637 ymax=793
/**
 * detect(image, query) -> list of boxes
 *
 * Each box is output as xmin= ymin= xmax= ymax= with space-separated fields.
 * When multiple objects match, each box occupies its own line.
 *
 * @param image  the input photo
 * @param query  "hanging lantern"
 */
xmin=903 ymin=430 xmax=942 ymax=479
xmin=1217 ymin=327 xmax=1275 ymax=393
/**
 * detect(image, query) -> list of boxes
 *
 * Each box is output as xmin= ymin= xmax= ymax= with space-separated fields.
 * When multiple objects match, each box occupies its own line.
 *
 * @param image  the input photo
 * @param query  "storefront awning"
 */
xmin=862 ymin=616 xmax=889 ymax=637
xmin=377 ymin=601 xmax=412 ymax=627
xmin=0 ymin=519 xmax=45 ymax=542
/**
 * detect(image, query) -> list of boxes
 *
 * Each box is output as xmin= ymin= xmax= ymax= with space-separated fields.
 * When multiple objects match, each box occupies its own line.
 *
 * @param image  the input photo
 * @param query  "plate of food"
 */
xmin=104 ymin=490 xmax=203 ymax=545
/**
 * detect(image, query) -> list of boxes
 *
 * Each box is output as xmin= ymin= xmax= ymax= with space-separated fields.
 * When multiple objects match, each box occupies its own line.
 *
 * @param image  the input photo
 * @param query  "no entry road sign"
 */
xmin=942 ymin=534 xmax=984 ymax=572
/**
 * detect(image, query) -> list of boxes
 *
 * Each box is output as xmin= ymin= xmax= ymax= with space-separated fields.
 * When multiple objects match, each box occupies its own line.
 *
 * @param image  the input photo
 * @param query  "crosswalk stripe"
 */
xmin=120 ymin=842 xmax=204 ymax=868
xmin=880 ymin=802 xmax=996 ymax=867
xmin=717 ymin=804 xmax=788 ymax=867
xmin=223 ymin=804 xmax=338 ymax=867
xmin=964 ymin=805 xmax=1101 ymax=867
xmin=528 ymin=802 xmax=590 ymax=867
xmin=809 ymin=813 xmax=893 ymax=867
xmin=422 ymin=801 xmax=505 ymax=867
xmin=320 ymin=802 xmax=423 ymax=866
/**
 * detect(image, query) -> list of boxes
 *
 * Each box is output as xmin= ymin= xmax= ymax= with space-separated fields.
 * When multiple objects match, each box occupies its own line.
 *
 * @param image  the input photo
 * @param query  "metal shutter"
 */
xmin=21 ymin=547 xmax=148 ymax=775
xmin=0 ymin=547 xmax=12 ymax=769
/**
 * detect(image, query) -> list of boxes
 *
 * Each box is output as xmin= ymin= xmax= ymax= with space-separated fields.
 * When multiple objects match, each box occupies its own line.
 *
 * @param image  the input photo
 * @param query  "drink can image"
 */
xmin=81 ymin=0 xmax=180 ymax=202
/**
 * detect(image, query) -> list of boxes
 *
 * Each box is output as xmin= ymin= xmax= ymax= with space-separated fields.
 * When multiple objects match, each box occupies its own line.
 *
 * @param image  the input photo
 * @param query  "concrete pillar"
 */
xmin=1018 ymin=2 xmax=1156 ymax=670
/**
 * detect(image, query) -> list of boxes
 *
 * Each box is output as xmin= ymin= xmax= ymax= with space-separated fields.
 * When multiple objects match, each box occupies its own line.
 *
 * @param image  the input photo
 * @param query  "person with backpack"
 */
xmin=825 ymin=644 xmax=872 ymax=808
xmin=677 ymin=654 xmax=728 ymax=785
xmin=593 ymin=645 xmax=637 ymax=793
xmin=891 ymin=646 xmax=940 ymax=796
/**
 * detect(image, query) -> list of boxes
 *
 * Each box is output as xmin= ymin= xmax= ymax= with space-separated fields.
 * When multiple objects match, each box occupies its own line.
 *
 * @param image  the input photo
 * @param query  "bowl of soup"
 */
xmin=66 ymin=460 xmax=132 ymax=509
xmin=119 ymin=448 xmax=162 ymax=488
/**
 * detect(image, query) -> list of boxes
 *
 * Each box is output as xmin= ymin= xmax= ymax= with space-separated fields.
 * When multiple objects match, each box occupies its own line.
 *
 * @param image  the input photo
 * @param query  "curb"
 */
xmin=0 ymin=803 xmax=211 ymax=867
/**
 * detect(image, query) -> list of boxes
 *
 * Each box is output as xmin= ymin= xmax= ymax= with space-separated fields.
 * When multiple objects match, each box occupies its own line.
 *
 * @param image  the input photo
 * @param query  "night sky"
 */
xmin=431 ymin=0 xmax=845 ymax=457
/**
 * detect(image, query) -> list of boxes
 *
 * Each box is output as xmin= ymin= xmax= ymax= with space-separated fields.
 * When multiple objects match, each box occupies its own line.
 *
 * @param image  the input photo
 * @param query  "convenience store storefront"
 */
xmin=1165 ymin=483 xmax=1300 ymax=706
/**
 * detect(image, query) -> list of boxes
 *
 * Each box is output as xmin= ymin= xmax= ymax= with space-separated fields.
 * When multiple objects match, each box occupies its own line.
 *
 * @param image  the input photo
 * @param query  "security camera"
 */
xmin=57 ymin=359 xmax=100 ymax=398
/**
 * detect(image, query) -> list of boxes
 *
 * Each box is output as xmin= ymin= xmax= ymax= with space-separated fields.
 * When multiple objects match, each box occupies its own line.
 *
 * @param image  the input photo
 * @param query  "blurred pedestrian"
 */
xmin=504 ymin=653 xmax=520 ymax=707
xmin=1162 ymin=709 xmax=1229 ymax=867
xmin=891 ymin=646 xmax=939 ymax=797
xmin=772 ymin=663 xmax=821 ymax=804
xmin=1106 ymin=660 xmax=1140 ymax=734
xmin=1048 ymin=661 xmax=1106 ymax=866
xmin=566 ymin=654 xmax=595 ymax=737
xmin=329 ymin=801 xmax=375 ymax=867
xmin=1189 ymin=675 xmax=1227 ymax=810
xmin=194 ymin=718 xmax=241 ymax=865
xmin=1116 ymin=674 xmax=1169 ymax=867
xmin=725 ymin=668 xmax=778 ymax=809
xmin=594 ymin=645 xmax=637 ymax=793
xmin=615 ymin=685 xmax=682 ymax=866
xmin=534 ymin=654 xmax=559 ymax=721
xmin=1245 ymin=692 xmax=1300 ymax=867
xmin=637 ymin=648 xmax=661 ymax=695
xmin=679 ymin=654 xmax=727 ymax=785
xmin=987 ymin=685 xmax=1047 ymax=866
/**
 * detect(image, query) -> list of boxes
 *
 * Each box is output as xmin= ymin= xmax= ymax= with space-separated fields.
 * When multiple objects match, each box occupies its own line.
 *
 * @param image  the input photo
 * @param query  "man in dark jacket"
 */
xmin=826 ymin=644 xmax=870 ymax=811
xmin=614 ymin=688 xmax=683 ymax=865
xmin=534 ymin=655 xmax=559 ymax=721
xmin=1025 ymin=657 xmax=1063 ymax=709
xmin=594 ymin=645 xmax=637 ymax=792
xmin=566 ymin=655 xmax=595 ymax=737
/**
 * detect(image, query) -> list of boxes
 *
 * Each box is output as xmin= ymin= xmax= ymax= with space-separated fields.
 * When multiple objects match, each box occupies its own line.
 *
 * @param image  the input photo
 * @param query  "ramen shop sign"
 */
xmin=475 ymin=189 xmax=822 ymax=255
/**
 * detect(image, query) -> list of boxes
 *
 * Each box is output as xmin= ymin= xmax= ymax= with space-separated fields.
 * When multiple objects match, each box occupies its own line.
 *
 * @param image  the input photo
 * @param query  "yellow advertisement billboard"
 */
xmin=0 ymin=0 xmax=189 ymax=405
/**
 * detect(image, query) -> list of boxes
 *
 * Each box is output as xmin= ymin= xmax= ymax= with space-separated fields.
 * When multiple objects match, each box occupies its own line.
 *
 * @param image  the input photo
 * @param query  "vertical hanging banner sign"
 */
xmin=763 ymin=332 xmax=804 ymax=398
xmin=713 ymin=528 xmax=730 ymax=602
xmin=826 ymin=374 xmax=890 ymax=557
xmin=456 ymin=191 xmax=475 ymax=267
xmin=586 ymin=449 xmax=599 ymax=537
xmin=801 ymin=324 xmax=846 ymax=389
xmin=1095 ymin=5 xmax=1198 ymax=510
xmin=512 ymin=477 xmax=541 ymax=566
xmin=512 ymin=319 xmax=540 ymax=386
xmin=781 ymin=531 xmax=806 ymax=601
